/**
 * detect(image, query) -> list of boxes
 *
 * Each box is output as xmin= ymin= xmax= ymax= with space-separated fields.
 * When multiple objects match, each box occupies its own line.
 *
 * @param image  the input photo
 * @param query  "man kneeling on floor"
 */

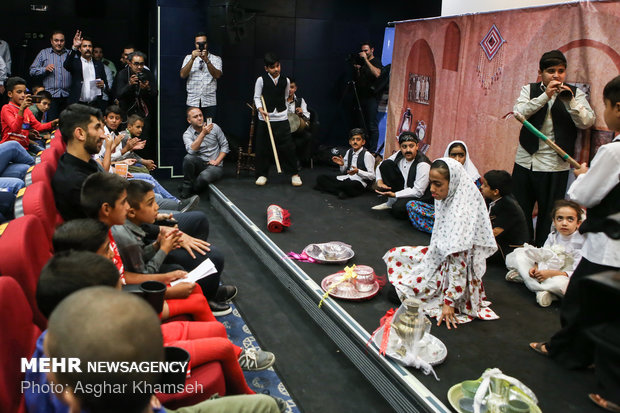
xmin=372 ymin=131 xmax=432 ymax=219
xmin=181 ymin=107 xmax=229 ymax=198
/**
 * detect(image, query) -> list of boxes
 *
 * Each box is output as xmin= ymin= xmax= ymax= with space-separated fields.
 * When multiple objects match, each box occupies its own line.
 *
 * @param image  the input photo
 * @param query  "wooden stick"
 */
xmin=260 ymin=96 xmax=282 ymax=173
xmin=512 ymin=112 xmax=581 ymax=169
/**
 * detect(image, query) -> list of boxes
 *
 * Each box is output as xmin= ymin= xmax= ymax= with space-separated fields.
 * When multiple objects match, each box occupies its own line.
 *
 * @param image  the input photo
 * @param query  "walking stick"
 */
xmin=507 ymin=112 xmax=582 ymax=169
xmin=260 ymin=96 xmax=282 ymax=173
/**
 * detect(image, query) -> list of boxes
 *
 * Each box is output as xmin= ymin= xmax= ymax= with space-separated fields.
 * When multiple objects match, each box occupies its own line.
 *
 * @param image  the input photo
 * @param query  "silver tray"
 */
xmin=303 ymin=242 xmax=354 ymax=264
xmin=372 ymin=329 xmax=447 ymax=366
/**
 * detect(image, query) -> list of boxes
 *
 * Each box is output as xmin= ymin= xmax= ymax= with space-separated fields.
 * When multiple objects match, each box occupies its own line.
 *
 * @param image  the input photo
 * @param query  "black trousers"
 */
xmin=359 ymin=96 xmax=379 ymax=152
xmin=512 ymin=163 xmax=569 ymax=247
xmin=315 ymin=175 xmax=366 ymax=198
xmin=379 ymin=159 xmax=420 ymax=220
xmin=163 ymin=211 xmax=225 ymax=301
xmin=292 ymin=128 xmax=313 ymax=166
xmin=255 ymin=119 xmax=298 ymax=177
xmin=548 ymin=257 xmax=619 ymax=368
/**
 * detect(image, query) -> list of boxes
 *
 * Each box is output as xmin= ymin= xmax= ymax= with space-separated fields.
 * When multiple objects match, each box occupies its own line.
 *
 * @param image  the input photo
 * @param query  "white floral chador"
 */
xmin=385 ymin=158 xmax=499 ymax=324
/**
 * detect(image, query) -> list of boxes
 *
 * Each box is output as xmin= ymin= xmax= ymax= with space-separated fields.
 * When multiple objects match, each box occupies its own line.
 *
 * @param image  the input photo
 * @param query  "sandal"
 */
xmin=589 ymin=394 xmax=620 ymax=412
xmin=529 ymin=342 xmax=549 ymax=357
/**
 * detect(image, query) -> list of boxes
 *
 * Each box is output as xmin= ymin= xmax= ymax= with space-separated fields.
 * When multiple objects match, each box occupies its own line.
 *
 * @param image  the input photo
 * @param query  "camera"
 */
xmin=346 ymin=52 xmax=365 ymax=66
xmin=197 ymin=42 xmax=206 ymax=51
xmin=30 ymin=95 xmax=44 ymax=103
xmin=136 ymin=72 xmax=147 ymax=82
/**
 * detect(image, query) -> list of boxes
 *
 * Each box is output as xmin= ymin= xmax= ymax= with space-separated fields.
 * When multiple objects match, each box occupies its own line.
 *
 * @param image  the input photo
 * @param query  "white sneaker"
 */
xmin=371 ymin=202 xmax=390 ymax=211
xmin=255 ymin=176 xmax=267 ymax=186
xmin=536 ymin=291 xmax=555 ymax=307
xmin=291 ymin=175 xmax=302 ymax=187
xmin=505 ymin=269 xmax=524 ymax=283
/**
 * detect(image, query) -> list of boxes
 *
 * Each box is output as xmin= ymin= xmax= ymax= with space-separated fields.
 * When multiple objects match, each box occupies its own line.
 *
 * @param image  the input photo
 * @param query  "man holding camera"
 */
xmin=180 ymin=32 xmax=222 ymax=121
xmin=352 ymin=42 xmax=382 ymax=154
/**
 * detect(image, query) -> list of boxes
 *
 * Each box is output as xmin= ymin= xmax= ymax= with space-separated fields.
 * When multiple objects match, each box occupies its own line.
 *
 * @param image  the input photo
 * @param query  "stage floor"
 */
xmin=164 ymin=164 xmax=596 ymax=412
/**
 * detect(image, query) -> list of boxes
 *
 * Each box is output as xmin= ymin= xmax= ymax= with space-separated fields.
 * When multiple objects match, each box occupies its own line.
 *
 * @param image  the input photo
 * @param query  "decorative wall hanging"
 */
xmin=476 ymin=24 xmax=506 ymax=90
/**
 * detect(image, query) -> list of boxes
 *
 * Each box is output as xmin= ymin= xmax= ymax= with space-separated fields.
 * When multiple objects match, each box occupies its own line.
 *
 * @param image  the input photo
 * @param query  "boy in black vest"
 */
xmin=373 ymin=131 xmax=432 ymax=219
xmin=512 ymin=50 xmax=595 ymax=246
xmin=530 ymin=76 xmax=620 ymax=410
xmin=314 ymin=128 xmax=375 ymax=199
xmin=253 ymin=53 xmax=302 ymax=187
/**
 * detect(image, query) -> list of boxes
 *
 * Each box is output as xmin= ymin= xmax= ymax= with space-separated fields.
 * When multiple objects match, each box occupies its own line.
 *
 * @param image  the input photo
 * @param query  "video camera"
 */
xmin=136 ymin=72 xmax=147 ymax=82
xmin=346 ymin=52 xmax=365 ymax=66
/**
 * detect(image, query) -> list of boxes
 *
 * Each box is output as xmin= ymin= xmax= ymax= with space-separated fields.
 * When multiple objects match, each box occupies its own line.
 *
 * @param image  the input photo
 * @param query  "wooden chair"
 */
xmin=236 ymin=103 xmax=256 ymax=177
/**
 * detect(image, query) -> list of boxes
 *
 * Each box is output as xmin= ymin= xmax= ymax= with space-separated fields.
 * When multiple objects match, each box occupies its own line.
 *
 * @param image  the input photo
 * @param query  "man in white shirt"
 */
xmin=63 ymin=31 xmax=107 ymax=111
xmin=180 ymin=32 xmax=222 ymax=121
xmin=372 ymin=131 xmax=432 ymax=219
xmin=512 ymin=50 xmax=595 ymax=246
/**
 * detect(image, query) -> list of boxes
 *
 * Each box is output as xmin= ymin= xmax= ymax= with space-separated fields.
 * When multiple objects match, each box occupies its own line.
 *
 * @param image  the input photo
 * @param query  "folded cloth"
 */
xmin=267 ymin=204 xmax=291 ymax=233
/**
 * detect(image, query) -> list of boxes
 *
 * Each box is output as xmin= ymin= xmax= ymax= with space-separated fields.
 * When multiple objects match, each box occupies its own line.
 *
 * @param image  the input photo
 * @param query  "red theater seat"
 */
xmin=49 ymin=133 xmax=66 ymax=154
xmin=14 ymin=181 xmax=58 ymax=243
xmin=156 ymin=361 xmax=226 ymax=409
xmin=24 ymin=161 xmax=55 ymax=186
xmin=0 ymin=215 xmax=52 ymax=329
xmin=40 ymin=149 xmax=59 ymax=169
xmin=0 ymin=276 xmax=42 ymax=413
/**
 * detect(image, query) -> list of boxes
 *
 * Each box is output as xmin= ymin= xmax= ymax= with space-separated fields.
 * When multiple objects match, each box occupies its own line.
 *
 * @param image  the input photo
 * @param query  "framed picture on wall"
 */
xmin=407 ymin=73 xmax=431 ymax=105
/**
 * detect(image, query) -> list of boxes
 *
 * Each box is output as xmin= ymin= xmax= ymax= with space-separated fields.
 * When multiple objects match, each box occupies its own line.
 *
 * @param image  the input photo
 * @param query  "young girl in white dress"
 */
xmin=385 ymin=158 xmax=498 ymax=329
xmin=505 ymin=199 xmax=585 ymax=307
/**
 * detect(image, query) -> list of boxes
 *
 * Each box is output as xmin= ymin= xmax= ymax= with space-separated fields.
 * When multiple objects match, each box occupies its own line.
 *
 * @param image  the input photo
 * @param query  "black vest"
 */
xmin=261 ymin=74 xmax=287 ymax=112
xmin=518 ymin=83 xmax=578 ymax=156
xmin=394 ymin=151 xmax=433 ymax=203
xmin=346 ymin=148 xmax=369 ymax=173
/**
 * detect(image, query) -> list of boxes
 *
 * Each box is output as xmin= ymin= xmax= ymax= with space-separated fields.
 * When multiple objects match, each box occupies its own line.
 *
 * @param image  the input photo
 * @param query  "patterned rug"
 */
xmin=219 ymin=304 xmax=300 ymax=413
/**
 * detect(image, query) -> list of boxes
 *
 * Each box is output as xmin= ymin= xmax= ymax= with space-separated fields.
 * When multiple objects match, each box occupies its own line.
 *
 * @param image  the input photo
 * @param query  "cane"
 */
xmin=260 ymin=96 xmax=282 ymax=173
xmin=506 ymin=112 xmax=581 ymax=169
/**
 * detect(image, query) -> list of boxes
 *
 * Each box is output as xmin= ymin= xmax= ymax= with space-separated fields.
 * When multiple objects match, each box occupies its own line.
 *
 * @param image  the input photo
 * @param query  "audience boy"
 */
xmin=481 ymin=170 xmax=529 ymax=262
xmin=119 ymin=114 xmax=156 ymax=173
xmin=43 ymin=287 xmax=283 ymax=413
xmin=1 ymin=77 xmax=58 ymax=153
xmin=314 ymin=128 xmax=375 ymax=199
xmin=373 ymin=131 xmax=432 ymax=219
xmin=29 ymin=90 xmax=52 ymax=122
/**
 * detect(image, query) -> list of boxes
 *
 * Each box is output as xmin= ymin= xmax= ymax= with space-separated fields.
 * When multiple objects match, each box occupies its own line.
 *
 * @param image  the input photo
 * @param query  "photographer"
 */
xmin=351 ymin=42 xmax=382 ymax=153
xmin=114 ymin=51 xmax=157 ymax=155
xmin=180 ymin=32 xmax=223 ymax=121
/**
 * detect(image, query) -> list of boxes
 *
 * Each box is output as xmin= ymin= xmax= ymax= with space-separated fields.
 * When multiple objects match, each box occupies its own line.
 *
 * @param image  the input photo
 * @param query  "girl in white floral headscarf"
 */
xmin=443 ymin=140 xmax=482 ymax=188
xmin=385 ymin=158 xmax=498 ymax=328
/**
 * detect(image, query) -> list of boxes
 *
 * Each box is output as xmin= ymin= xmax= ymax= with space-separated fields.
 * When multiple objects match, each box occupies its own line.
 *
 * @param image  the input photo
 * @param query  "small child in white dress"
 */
xmin=505 ymin=199 xmax=585 ymax=307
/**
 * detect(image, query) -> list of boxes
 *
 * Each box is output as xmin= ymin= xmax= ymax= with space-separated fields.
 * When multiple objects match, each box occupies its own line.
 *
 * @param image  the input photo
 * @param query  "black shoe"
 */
xmin=208 ymin=300 xmax=232 ymax=316
xmin=215 ymin=285 xmax=238 ymax=302
xmin=178 ymin=195 xmax=200 ymax=213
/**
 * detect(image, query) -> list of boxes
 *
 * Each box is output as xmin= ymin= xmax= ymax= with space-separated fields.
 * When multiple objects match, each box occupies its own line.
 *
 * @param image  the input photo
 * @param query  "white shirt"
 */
xmin=182 ymin=53 xmax=222 ymax=107
xmin=375 ymin=151 xmax=430 ymax=206
xmin=567 ymin=135 xmax=620 ymax=267
xmin=79 ymin=57 xmax=97 ymax=102
xmin=336 ymin=148 xmax=375 ymax=187
xmin=513 ymin=83 xmax=595 ymax=172
xmin=254 ymin=74 xmax=290 ymax=122
xmin=287 ymin=94 xmax=310 ymax=119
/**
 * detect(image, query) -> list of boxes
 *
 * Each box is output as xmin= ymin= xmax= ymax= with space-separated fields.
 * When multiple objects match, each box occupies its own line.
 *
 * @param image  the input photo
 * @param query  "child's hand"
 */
xmin=165 ymin=282 xmax=196 ymax=299
xmin=20 ymin=94 xmax=32 ymax=111
xmin=133 ymin=139 xmax=146 ymax=150
xmin=258 ymin=108 xmax=269 ymax=119
xmin=437 ymin=304 xmax=458 ymax=329
xmin=179 ymin=233 xmax=211 ymax=259
xmin=125 ymin=137 xmax=140 ymax=151
xmin=143 ymin=159 xmax=156 ymax=171
xmin=375 ymin=180 xmax=391 ymax=191
xmin=347 ymin=167 xmax=359 ymax=176
xmin=159 ymin=228 xmax=182 ymax=253
xmin=331 ymin=155 xmax=344 ymax=166
xmin=160 ymin=270 xmax=187 ymax=284
xmin=50 ymin=119 xmax=59 ymax=128
xmin=375 ymin=189 xmax=395 ymax=198
xmin=528 ymin=266 xmax=538 ymax=278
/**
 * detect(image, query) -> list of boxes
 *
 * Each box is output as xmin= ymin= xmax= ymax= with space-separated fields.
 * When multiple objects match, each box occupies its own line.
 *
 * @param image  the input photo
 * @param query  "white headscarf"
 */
xmin=443 ymin=140 xmax=481 ymax=182
xmin=421 ymin=157 xmax=497 ymax=273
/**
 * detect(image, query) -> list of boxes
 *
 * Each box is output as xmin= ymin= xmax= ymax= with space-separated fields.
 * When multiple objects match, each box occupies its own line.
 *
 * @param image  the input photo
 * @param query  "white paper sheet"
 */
xmin=170 ymin=258 xmax=217 ymax=286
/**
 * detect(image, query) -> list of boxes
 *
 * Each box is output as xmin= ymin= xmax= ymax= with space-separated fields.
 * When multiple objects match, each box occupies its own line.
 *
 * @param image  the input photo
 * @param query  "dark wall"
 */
xmin=159 ymin=0 xmax=440 ymax=175
xmin=2 ymin=0 xmax=152 ymax=80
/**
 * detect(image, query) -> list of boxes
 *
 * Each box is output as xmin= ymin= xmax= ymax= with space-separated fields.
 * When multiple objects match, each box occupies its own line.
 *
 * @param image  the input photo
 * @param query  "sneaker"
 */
xmin=291 ymin=175 xmax=302 ymax=187
xmin=536 ymin=291 xmax=555 ymax=307
xmin=255 ymin=176 xmax=267 ymax=186
xmin=215 ymin=285 xmax=238 ymax=302
xmin=178 ymin=195 xmax=200 ymax=213
xmin=238 ymin=348 xmax=275 ymax=371
xmin=505 ymin=269 xmax=524 ymax=283
xmin=208 ymin=300 xmax=232 ymax=316
xmin=371 ymin=202 xmax=390 ymax=211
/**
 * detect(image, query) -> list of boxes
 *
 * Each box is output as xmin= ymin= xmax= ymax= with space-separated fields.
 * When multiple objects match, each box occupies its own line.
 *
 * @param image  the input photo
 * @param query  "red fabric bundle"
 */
xmin=267 ymin=204 xmax=291 ymax=233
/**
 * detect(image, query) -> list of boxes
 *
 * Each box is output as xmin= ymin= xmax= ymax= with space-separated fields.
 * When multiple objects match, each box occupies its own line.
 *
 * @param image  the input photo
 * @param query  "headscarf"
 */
xmin=421 ymin=158 xmax=496 ymax=274
xmin=443 ymin=140 xmax=481 ymax=182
